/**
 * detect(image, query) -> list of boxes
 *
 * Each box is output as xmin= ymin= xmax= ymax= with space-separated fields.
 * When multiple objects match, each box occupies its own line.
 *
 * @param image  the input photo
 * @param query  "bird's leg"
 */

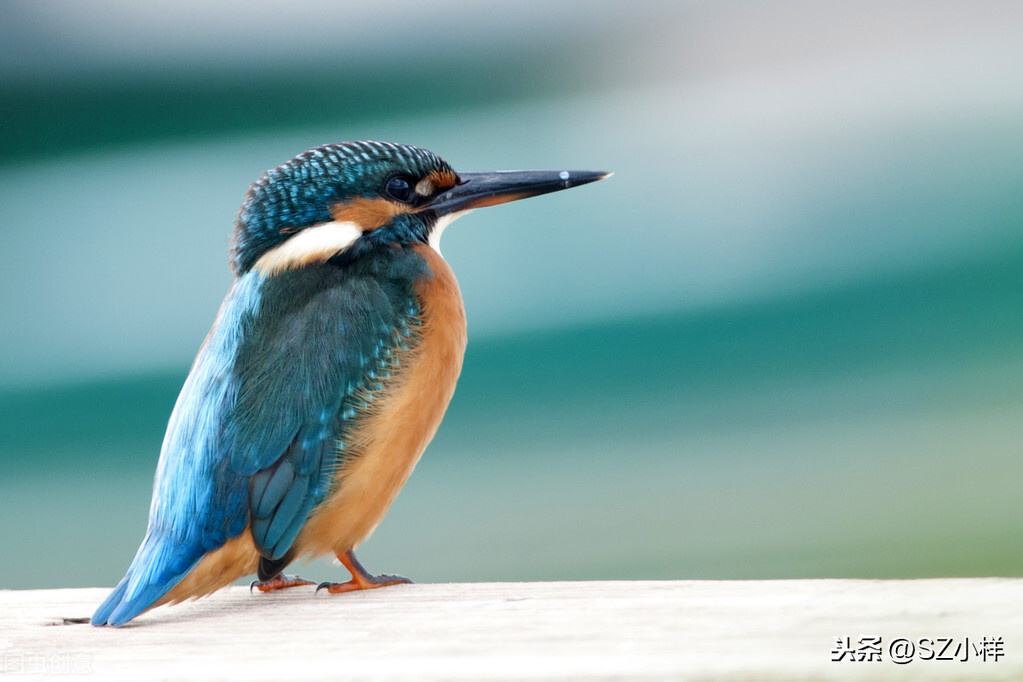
xmin=250 ymin=573 xmax=316 ymax=593
xmin=316 ymin=549 xmax=413 ymax=594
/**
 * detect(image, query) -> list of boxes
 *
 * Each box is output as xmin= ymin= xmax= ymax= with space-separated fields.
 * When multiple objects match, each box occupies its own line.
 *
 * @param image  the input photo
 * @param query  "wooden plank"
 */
xmin=1 ymin=580 xmax=1020 ymax=680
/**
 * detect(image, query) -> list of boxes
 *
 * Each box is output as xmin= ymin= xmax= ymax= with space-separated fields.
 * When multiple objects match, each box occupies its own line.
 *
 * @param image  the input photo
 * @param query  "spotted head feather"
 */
xmin=232 ymin=141 xmax=456 ymax=274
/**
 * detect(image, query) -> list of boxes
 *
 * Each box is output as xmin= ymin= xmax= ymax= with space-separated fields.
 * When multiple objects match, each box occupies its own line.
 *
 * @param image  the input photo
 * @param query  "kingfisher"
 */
xmin=91 ymin=140 xmax=608 ymax=626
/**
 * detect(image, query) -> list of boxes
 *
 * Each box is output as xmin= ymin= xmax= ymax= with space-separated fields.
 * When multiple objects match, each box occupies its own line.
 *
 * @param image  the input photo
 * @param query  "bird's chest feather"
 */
xmin=295 ymin=244 xmax=466 ymax=556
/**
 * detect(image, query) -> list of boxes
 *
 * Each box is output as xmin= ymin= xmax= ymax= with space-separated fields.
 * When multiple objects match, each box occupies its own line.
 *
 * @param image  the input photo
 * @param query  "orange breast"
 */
xmin=294 ymin=244 xmax=467 ymax=558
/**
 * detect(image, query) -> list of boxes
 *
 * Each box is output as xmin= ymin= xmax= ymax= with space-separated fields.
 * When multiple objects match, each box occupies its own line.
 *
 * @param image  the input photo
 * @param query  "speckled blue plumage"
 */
xmin=232 ymin=251 xmax=427 ymax=561
xmin=233 ymin=141 xmax=453 ymax=274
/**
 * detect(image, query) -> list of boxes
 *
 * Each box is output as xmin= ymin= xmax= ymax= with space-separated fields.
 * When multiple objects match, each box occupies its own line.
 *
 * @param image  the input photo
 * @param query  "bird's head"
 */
xmin=232 ymin=140 xmax=608 ymax=275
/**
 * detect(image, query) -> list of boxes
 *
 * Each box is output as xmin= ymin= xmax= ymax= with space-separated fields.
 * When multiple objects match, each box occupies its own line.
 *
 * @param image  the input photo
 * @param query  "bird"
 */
xmin=91 ymin=140 xmax=609 ymax=626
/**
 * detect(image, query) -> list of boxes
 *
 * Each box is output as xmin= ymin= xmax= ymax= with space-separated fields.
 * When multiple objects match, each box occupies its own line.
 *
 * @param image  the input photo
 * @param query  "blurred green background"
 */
xmin=1 ymin=1 xmax=1021 ymax=590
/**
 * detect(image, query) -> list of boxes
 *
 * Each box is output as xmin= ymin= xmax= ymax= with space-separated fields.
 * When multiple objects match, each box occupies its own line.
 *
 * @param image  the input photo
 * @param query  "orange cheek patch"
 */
xmin=330 ymin=197 xmax=406 ymax=231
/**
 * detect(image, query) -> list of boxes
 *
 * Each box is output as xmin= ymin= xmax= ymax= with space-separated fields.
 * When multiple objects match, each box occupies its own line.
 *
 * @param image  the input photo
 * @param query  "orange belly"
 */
xmin=295 ymin=244 xmax=466 ymax=557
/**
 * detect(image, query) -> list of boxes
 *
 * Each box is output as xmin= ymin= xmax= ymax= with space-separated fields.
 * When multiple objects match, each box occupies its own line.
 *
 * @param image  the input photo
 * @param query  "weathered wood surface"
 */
xmin=1 ymin=579 xmax=1020 ymax=680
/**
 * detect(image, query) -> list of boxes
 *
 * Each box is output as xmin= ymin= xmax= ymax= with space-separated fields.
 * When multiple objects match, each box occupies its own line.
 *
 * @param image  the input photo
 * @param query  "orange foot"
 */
xmin=316 ymin=549 xmax=413 ymax=594
xmin=250 ymin=573 xmax=316 ymax=593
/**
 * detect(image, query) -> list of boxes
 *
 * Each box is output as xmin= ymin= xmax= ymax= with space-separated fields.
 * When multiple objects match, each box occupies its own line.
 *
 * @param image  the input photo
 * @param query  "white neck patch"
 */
xmin=253 ymin=220 xmax=362 ymax=276
xmin=429 ymin=209 xmax=473 ymax=256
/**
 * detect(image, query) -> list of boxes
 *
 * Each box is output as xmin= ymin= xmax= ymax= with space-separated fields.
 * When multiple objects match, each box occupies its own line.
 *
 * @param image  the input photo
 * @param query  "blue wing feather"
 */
xmin=94 ymin=250 xmax=427 ymax=626
xmin=93 ymin=273 xmax=260 ymax=626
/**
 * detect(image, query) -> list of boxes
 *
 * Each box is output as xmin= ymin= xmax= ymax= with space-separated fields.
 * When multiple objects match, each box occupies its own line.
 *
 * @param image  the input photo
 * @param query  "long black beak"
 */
xmin=423 ymin=169 xmax=611 ymax=217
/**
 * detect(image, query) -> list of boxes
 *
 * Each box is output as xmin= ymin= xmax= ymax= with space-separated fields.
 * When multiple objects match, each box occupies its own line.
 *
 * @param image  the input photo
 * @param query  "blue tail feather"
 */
xmin=90 ymin=578 xmax=131 ymax=626
xmin=91 ymin=532 xmax=204 ymax=627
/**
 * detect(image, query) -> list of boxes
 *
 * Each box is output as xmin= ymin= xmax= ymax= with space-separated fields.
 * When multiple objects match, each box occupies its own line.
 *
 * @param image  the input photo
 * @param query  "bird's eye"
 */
xmin=385 ymin=176 xmax=414 ymax=203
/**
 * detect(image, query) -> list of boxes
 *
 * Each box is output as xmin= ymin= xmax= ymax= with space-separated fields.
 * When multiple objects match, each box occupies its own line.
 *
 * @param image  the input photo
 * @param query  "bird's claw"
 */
xmin=250 ymin=573 xmax=316 ymax=593
xmin=316 ymin=574 xmax=413 ymax=595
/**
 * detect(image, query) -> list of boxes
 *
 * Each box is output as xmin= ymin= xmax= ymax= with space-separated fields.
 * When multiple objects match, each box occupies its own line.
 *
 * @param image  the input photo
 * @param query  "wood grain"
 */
xmin=1 ymin=580 xmax=1020 ymax=680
